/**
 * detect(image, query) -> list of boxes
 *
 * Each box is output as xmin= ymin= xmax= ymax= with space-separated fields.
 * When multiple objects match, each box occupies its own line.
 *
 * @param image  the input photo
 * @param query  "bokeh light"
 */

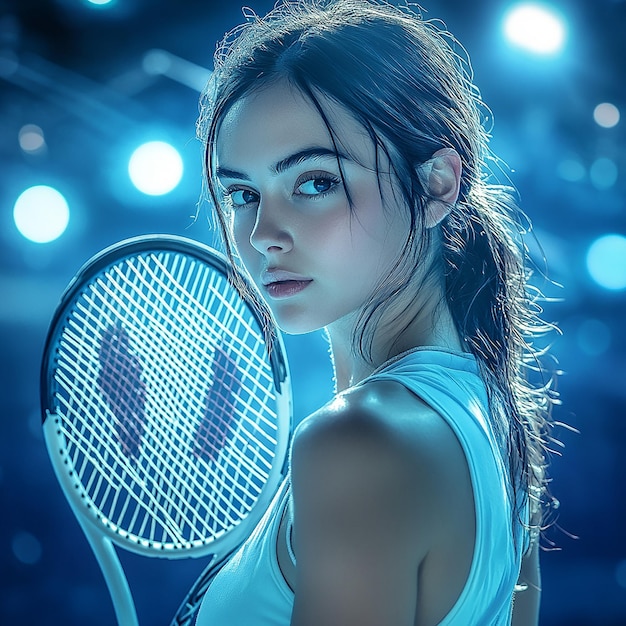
xmin=503 ymin=3 xmax=566 ymax=55
xmin=589 ymin=157 xmax=618 ymax=191
xmin=11 ymin=531 xmax=42 ymax=565
xmin=128 ymin=141 xmax=184 ymax=196
xmin=586 ymin=234 xmax=626 ymax=290
xmin=557 ymin=157 xmax=586 ymax=183
xmin=13 ymin=185 xmax=70 ymax=243
xmin=18 ymin=124 xmax=46 ymax=154
xmin=594 ymin=102 xmax=620 ymax=128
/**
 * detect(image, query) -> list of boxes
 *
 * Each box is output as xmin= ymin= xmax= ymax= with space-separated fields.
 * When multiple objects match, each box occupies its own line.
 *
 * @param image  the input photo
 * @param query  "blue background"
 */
xmin=1 ymin=0 xmax=625 ymax=624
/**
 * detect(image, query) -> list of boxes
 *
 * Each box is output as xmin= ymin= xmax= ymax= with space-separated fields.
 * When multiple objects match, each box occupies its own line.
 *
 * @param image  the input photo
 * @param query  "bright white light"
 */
xmin=86 ymin=0 xmax=114 ymax=5
xmin=13 ymin=185 xmax=70 ymax=244
xmin=594 ymin=102 xmax=620 ymax=129
xmin=586 ymin=234 xmax=626 ymax=291
xmin=128 ymin=141 xmax=184 ymax=196
xmin=504 ymin=4 xmax=566 ymax=55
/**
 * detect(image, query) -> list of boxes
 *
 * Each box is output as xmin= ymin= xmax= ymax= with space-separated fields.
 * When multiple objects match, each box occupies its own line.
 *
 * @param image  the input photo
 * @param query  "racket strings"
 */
xmin=117 ymin=254 xmax=276 ymax=421
xmin=52 ymin=250 xmax=282 ymax=548
xmin=58 ymin=348 xmax=257 ymax=544
xmin=59 ymin=324 xmax=270 ymax=544
xmin=97 ymin=323 xmax=147 ymax=460
xmin=124 ymin=255 xmax=278 ymax=508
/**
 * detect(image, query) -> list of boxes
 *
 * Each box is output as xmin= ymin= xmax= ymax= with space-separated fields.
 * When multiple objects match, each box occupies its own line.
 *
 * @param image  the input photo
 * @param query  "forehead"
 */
xmin=214 ymin=81 xmax=374 ymax=170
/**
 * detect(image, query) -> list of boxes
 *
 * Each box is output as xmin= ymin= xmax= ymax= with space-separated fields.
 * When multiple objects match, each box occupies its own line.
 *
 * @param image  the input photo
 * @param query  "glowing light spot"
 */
xmin=557 ymin=158 xmax=585 ymax=182
xmin=12 ymin=531 xmax=42 ymax=565
xmin=594 ymin=102 xmax=620 ymax=129
xmin=142 ymin=50 xmax=172 ymax=76
xmin=128 ymin=141 xmax=183 ymax=196
xmin=18 ymin=124 xmax=46 ymax=154
xmin=504 ymin=4 xmax=566 ymax=55
xmin=13 ymin=185 xmax=70 ymax=243
xmin=589 ymin=157 xmax=618 ymax=190
xmin=86 ymin=0 xmax=114 ymax=5
xmin=586 ymin=234 xmax=626 ymax=291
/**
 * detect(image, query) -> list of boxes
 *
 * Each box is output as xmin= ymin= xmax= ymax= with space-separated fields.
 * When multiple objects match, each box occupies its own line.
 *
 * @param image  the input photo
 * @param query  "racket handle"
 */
xmin=44 ymin=416 xmax=138 ymax=626
xmin=79 ymin=517 xmax=139 ymax=626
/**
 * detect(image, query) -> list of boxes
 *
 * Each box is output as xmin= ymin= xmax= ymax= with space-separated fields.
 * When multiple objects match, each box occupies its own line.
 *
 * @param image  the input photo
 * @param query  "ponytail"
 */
xmin=443 ymin=182 xmax=557 ymax=543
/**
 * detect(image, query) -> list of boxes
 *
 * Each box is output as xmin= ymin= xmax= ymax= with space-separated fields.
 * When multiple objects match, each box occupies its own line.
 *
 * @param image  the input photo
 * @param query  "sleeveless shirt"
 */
xmin=196 ymin=348 xmax=527 ymax=625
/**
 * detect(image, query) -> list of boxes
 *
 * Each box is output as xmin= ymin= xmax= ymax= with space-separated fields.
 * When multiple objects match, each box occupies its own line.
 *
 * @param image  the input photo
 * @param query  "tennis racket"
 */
xmin=40 ymin=234 xmax=292 ymax=626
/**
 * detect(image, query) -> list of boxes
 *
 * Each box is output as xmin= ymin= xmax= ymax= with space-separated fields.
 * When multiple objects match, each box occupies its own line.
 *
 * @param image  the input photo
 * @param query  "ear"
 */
xmin=417 ymin=148 xmax=462 ymax=228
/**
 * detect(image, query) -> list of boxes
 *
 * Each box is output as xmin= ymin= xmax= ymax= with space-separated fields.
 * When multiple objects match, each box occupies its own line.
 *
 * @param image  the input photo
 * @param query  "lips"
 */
xmin=261 ymin=269 xmax=313 ymax=299
xmin=265 ymin=279 xmax=312 ymax=298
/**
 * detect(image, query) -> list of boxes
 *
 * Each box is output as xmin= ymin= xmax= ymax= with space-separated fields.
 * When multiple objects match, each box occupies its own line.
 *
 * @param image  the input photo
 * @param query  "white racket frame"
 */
xmin=41 ymin=235 xmax=292 ymax=626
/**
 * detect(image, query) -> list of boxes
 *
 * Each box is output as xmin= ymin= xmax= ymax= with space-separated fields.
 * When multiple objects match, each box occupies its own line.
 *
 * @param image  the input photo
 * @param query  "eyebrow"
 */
xmin=216 ymin=146 xmax=349 ymax=181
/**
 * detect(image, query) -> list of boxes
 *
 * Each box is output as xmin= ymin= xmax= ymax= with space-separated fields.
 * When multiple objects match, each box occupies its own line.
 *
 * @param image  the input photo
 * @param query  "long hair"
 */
xmin=197 ymin=0 xmax=559 ymax=542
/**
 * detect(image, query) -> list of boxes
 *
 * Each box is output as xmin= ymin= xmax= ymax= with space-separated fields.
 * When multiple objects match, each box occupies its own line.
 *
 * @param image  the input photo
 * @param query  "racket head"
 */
xmin=41 ymin=234 xmax=291 ymax=559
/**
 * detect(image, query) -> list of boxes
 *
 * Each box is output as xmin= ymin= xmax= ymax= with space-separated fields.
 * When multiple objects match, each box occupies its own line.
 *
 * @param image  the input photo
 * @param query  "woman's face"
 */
xmin=214 ymin=81 xmax=412 ymax=335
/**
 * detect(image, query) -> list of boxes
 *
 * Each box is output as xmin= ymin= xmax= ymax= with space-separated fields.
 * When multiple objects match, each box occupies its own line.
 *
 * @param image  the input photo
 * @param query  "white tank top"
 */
xmin=196 ymin=348 xmax=527 ymax=625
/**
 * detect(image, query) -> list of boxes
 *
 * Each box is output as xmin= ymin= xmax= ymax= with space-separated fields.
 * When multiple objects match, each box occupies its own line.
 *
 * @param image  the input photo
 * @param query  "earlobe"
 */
xmin=418 ymin=148 xmax=462 ymax=228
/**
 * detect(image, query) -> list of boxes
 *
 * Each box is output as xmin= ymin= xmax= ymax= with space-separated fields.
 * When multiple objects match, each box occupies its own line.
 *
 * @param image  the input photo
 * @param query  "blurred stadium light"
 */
xmin=13 ymin=185 xmax=70 ymax=244
xmin=18 ymin=124 xmax=46 ymax=155
xmin=586 ymin=234 xmax=626 ymax=291
xmin=503 ymin=3 xmax=567 ymax=55
xmin=589 ymin=157 xmax=619 ymax=191
xmin=128 ymin=140 xmax=184 ymax=196
xmin=593 ymin=102 xmax=620 ymax=129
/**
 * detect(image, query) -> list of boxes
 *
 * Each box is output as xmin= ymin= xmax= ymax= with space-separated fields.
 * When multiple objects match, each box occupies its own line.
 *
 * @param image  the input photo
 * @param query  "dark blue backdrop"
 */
xmin=1 ymin=0 xmax=625 ymax=624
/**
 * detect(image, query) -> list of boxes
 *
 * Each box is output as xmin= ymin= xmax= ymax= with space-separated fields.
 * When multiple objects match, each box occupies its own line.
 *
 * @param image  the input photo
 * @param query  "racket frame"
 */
xmin=41 ymin=234 xmax=292 ymax=625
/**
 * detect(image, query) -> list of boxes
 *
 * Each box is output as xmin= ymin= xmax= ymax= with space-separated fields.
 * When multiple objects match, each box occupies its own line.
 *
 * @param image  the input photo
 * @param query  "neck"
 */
xmin=326 ymin=292 xmax=464 ymax=393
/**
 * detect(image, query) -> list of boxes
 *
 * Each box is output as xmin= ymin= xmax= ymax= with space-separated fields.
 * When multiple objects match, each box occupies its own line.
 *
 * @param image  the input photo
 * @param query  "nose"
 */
xmin=249 ymin=198 xmax=293 ymax=255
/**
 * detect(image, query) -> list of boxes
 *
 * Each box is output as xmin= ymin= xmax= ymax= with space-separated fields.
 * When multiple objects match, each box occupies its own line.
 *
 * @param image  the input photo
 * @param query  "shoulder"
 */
xmin=290 ymin=379 xmax=471 ymax=540
xmin=293 ymin=378 xmax=467 ymax=476
xmin=288 ymin=381 xmax=474 ymax=624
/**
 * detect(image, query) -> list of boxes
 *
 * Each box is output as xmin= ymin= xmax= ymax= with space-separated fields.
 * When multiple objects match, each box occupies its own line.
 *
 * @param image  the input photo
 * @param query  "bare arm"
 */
xmin=288 ymin=396 xmax=434 ymax=626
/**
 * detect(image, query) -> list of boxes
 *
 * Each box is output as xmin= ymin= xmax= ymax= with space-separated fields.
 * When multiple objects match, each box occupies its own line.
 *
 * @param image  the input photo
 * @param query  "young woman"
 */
xmin=195 ymin=1 xmax=558 ymax=624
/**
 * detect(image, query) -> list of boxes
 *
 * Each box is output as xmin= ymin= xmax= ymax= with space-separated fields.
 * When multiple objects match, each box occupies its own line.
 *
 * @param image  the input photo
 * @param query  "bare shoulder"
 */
xmin=291 ymin=379 xmax=472 ymax=543
xmin=293 ymin=379 xmax=469 ymax=479
xmin=288 ymin=380 xmax=475 ymax=625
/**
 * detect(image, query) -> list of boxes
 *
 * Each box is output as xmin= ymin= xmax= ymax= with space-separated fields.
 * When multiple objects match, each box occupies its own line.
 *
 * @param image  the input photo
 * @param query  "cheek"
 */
xmin=231 ymin=213 xmax=253 ymax=251
xmin=230 ymin=215 xmax=259 ymax=273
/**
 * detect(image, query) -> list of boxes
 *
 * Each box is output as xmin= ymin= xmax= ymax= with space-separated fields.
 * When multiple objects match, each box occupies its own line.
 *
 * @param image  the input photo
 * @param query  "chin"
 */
xmin=275 ymin=320 xmax=322 ymax=336
xmin=271 ymin=309 xmax=327 ymax=336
